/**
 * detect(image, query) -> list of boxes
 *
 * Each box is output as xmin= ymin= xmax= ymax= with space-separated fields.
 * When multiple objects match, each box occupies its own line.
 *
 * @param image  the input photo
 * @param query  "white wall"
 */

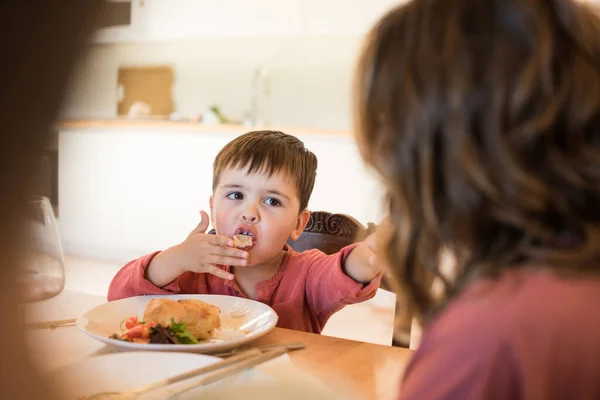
xmin=58 ymin=128 xmax=386 ymax=262
xmin=60 ymin=37 xmax=363 ymax=131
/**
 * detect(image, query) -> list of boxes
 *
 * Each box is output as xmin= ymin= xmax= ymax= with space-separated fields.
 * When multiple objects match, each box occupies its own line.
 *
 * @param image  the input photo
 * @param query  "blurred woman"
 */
xmin=354 ymin=0 xmax=600 ymax=398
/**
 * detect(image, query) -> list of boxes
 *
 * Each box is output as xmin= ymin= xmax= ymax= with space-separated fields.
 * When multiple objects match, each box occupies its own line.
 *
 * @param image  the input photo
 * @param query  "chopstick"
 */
xmin=134 ymin=348 xmax=264 ymax=393
xmin=165 ymin=348 xmax=288 ymax=398
xmin=24 ymin=318 xmax=77 ymax=330
xmin=212 ymin=341 xmax=306 ymax=357
xmin=81 ymin=348 xmax=285 ymax=400
xmin=196 ymin=348 xmax=287 ymax=385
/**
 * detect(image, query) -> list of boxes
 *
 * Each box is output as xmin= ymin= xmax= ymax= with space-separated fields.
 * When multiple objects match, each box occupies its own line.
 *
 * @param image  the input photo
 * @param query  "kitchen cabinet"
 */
xmin=92 ymin=0 xmax=404 ymax=43
xmin=208 ymin=0 xmax=305 ymax=38
xmin=304 ymin=0 xmax=400 ymax=37
xmin=94 ymin=0 xmax=149 ymax=44
xmin=94 ymin=0 xmax=304 ymax=43
xmin=144 ymin=0 xmax=304 ymax=39
xmin=141 ymin=0 xmax=220 ymax=40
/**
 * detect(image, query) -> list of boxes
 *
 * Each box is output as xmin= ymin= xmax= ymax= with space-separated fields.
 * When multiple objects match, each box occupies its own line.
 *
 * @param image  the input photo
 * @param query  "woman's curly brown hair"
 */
xmin=354 ymin=0 xmax=600 ymax=321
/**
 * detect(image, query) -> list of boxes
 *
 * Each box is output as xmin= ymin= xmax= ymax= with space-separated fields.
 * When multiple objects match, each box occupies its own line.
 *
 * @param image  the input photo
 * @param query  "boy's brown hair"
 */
xmin=212 ymin=130 xmax=318 ymax=212
xmin=354 ymin=0 xmax=600 ymax=318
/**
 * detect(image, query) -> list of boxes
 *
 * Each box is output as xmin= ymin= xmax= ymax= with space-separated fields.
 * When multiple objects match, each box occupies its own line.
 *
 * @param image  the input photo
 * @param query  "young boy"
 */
xmin=108 ymin=130 xmax=382 ymax=334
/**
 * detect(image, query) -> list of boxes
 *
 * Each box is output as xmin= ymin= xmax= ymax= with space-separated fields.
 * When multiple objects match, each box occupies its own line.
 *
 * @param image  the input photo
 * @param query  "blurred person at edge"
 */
xmin=0 ymin=2 xmax=102 ymax=399
xmin=354 ymin=0 xmax=600 ymax=398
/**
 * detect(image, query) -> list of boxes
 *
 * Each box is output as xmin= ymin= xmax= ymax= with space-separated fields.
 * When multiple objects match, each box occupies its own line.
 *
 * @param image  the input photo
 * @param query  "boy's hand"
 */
xmin=178 ymin=210 xmax=249 ymax=278
xmin=344 ymin=231 xmax=380 ymax=283
xmin=344 ymin=218 xmax=391 ymax=283
xmin=145 ymin=210 xmax=248 ymax=287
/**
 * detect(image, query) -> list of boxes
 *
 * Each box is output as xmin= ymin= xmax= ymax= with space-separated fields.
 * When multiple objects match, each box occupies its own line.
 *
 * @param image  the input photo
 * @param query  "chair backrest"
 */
xmin=286 ymin=211 xmax=374 ymax=255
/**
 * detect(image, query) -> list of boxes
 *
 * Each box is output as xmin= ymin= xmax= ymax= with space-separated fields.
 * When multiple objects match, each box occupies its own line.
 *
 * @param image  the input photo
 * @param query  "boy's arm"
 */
xmin=144 ymin=244 xmax=188 ymax=287
xmin=107 ymin=251 xmax=193 ymax=301
xmin=304 ymin=244 xmax=383 ymax=328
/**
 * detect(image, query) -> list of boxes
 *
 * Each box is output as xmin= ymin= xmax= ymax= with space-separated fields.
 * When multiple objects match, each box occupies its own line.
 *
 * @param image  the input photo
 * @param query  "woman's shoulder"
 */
xmin=400 ymin=269 xmax=600 ymax=399
xmin=430 ymin=269 xmax=600 ymax=344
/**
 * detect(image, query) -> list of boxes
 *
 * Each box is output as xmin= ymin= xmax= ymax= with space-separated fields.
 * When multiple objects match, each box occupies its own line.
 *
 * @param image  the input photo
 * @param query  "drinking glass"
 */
xmin=17 ymin=196 xmax=65 ymax=302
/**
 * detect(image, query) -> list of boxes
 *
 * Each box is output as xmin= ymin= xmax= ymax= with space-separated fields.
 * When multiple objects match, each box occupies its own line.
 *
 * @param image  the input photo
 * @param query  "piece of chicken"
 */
xmin=142 ymin=298 xmax=221 ymax=340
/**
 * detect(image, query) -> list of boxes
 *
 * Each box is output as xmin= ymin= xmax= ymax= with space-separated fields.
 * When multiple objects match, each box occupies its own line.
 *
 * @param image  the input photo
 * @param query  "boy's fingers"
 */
xmin=207 ymin=234 xmax=234 ymax=247
xmin=206 ymin=265 xmax=234 ymax=281
xmin=209 ymin=255 xmax=248 ymax=267
xmin=214 ymin=246 xmax=248 ymax=259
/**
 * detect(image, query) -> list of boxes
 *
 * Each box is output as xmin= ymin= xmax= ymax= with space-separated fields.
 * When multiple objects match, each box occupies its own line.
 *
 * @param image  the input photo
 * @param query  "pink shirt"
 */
xmin=400 ymin=270 xmax=600 ymax=399
xmin=108 ymin=244 xmax=381 ymax=334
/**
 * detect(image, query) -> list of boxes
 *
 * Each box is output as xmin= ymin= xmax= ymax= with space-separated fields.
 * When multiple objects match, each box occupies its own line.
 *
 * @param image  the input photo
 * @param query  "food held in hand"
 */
xmin=143 ymin=298 xmax=221 ymax=340
xmin=233 ymin=233 xmax=253 ymax=248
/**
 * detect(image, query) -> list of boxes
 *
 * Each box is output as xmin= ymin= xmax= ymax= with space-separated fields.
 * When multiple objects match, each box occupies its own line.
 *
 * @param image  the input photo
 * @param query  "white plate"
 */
xmin=77 ymin=294 xmax=278 ymax=353
xmin=47 ymin=351 xmax=274 ymax=399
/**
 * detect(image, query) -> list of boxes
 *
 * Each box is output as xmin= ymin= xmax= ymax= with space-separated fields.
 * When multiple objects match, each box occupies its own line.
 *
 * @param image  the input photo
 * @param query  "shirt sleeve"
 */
xmin=304 ymin=244 xmax=382 ymax=327
xmin=107 ymin=251 xmax=195 ymax=301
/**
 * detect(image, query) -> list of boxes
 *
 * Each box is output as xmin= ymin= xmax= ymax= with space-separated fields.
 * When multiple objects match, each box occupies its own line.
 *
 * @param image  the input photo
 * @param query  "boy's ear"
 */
xmin=289 ymin=210 xmax=311 ymax=241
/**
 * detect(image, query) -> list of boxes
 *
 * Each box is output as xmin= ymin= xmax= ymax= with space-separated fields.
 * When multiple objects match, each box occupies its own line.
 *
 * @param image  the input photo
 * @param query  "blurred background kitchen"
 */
xmin=64 ymin=0 xmax=399 ymax=130
xmin=37 ymin=0 xmax=403 ymax=259
xmin=35 ymin=3 xmax=402 ymax=343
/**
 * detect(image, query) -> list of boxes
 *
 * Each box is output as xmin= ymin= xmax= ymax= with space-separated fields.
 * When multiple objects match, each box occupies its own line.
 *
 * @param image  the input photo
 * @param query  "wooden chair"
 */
xmin=286 ymin=211 xmax=375 ymax=254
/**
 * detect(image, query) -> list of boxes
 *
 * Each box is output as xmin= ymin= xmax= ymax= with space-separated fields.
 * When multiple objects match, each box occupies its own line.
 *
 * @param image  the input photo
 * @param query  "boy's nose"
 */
xmin=241 ymin=207 xmax=259 ymax=223
xmin=243 ymin=215 xmax=257 ymax=222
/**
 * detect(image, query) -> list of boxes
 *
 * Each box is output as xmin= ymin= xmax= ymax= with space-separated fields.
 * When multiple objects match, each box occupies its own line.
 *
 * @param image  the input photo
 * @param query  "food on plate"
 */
xmin=110 ymin=298 xmax=221 ymax=344
xmin=233 ymin=233 xmax=253 ymax=248
xmin=143 ymin=298 xmax=221 ymax=340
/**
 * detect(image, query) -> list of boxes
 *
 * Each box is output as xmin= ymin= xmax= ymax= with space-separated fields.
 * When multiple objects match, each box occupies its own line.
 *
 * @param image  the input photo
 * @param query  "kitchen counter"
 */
xmin=57 ymin=119 xmax=351 ymax=138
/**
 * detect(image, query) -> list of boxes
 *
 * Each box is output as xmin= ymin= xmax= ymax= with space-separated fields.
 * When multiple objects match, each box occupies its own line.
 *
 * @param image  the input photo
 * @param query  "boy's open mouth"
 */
xmin=233 ymin=228 xmax=256 ymax=250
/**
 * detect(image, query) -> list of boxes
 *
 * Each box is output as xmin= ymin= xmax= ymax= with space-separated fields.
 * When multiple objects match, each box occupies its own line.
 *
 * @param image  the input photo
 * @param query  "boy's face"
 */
xmin=210 ymin=167 xmax=310 ymax=266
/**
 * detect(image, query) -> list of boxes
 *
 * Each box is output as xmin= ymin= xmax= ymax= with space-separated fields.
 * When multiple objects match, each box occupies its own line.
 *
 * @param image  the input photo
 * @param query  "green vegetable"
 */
xmin=209 ymin=105 xmax=228 ymax=123
xmin=169 ymin=318 xmax=199 ymax=344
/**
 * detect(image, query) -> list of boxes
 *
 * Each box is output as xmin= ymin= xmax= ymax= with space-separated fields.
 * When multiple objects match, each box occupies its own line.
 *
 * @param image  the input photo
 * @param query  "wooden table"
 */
xmin=253 ymin=328 xmax=410 ymax=400
xmin=24 ymin=290 xmax=411 ymax=400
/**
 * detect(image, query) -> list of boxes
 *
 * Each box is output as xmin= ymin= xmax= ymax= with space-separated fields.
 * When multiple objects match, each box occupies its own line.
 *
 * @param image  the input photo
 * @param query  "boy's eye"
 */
xmin=265 ymin=197 xmax=281 ymax=207
xmin=226 ymin=192 xmax=244 ymax=200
